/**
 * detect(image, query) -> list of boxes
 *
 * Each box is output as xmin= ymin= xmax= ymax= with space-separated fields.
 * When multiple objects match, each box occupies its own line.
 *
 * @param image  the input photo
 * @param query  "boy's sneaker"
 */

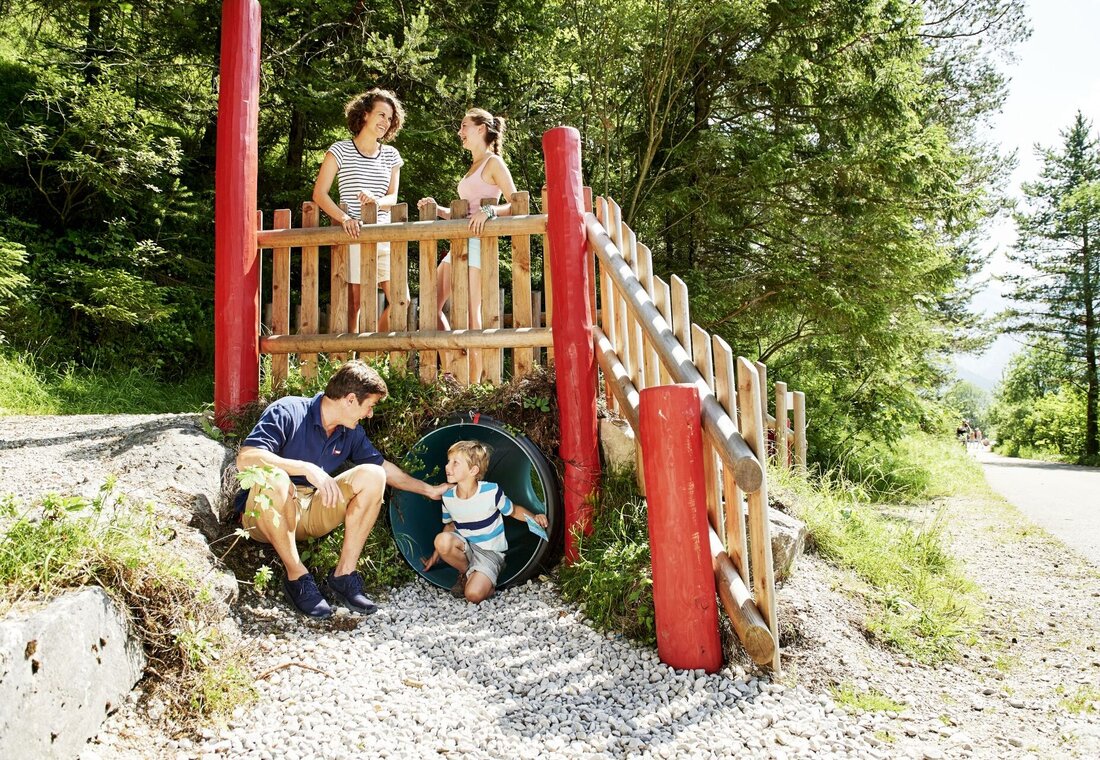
xmin=327 ymin=571 xmax=377 ymax=615
xmin=450 ymin=573 xmax=468 ymax=599
xmin=283 ymin=573 xmax=332 ymax=619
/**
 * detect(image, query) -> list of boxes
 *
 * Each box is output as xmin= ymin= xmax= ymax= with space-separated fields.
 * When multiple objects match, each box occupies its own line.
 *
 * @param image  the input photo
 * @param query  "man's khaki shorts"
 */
xmin=241 ymin=468 xmax=363 ymax=541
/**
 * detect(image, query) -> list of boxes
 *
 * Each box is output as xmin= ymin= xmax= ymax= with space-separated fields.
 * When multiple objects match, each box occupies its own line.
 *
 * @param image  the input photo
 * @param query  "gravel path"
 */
xmin=4 ymin=415 xmax=1100 ymax=758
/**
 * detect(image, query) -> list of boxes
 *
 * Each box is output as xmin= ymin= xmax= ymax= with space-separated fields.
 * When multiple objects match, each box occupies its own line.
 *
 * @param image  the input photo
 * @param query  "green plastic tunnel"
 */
xmin=388 ymin=413 xmax=564 ymax=590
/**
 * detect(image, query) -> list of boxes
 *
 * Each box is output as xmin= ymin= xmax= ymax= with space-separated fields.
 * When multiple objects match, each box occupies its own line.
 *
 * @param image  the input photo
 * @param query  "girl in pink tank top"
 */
xmin=417 ymin=108 xmax=519 ymax=383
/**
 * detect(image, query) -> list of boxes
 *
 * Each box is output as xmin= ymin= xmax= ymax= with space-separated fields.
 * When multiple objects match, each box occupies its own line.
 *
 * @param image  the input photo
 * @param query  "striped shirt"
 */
xmin=327 ymin=140 xmax=404 ymax=223
xmin=441 ymin=481 xmax=514 ymax=553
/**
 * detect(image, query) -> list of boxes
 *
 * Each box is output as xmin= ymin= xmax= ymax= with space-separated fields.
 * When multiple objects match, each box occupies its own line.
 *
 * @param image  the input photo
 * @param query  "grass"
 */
xmin=831 ymin=682 xmax=907 ymax=713
xmin=1059 ymin=685 xmax=1100 ymax=715
xmin=0 ymin=481 xmax=254 ymax=719
xmin=558 ymin=466 xmax=655 ymax=644
xmin=0 ymin=351 xmax=210 ymax=414
xmin=776 ymin=433 xmax=983 ymax=664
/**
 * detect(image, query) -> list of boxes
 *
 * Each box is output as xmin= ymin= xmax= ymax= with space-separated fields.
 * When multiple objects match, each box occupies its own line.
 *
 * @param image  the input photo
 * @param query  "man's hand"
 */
xmin=426 ymin=482 xmax=450 ymax=501
xmin=304 ymin=464 xmax=340 ymax=508
xmin=422 ymin=550 xmax=440 ymax=571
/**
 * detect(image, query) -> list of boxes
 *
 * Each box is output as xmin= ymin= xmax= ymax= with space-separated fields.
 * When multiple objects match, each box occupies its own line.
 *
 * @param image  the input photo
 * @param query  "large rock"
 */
xmin=770 ymin=508 xmax=808 ymax=582
xmin=599 ymin=417 xmax=637 ymax=470
xmin=0 ymin=588 xmax=145 ymax=759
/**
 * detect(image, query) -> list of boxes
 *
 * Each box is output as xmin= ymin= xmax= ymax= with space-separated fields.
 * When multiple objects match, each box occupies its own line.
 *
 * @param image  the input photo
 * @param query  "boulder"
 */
xmin=770 ymin=509 xmax=807 ymax=582
xmin=0 ymin=589 xmax=145 ymax=759
xmin=599 ymin=417 xmax=637 ymax=470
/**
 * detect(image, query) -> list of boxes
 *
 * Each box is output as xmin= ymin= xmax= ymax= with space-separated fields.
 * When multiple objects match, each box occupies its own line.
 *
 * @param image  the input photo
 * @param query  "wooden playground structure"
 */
xmin=215 ymin=1 xmax=808 ymax=673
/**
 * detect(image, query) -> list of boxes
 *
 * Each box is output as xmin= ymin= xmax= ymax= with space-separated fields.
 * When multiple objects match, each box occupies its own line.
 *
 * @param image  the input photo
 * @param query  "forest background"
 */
xmin=0 ymin=0 xmax=1034 ymax=473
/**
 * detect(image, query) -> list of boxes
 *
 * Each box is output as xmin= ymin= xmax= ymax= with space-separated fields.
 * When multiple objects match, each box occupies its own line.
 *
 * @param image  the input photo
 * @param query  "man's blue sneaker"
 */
xmin=283 ymin=573 xmax=333 ymax=619
xmin=327 ymin=570 xmax=377 ymax=615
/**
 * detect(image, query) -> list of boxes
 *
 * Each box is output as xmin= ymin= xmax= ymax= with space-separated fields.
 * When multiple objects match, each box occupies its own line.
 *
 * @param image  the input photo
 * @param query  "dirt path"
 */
xmin=780 ymin=479 xmax=1100 ymax=758
xmin=975 ymin=450 xmax=1100 ymax=568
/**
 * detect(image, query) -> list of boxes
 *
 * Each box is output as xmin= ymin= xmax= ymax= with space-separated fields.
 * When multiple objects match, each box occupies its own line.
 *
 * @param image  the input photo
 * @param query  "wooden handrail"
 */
xmin=585 ymin=213 xmax=763 ymax=494
xmin=256 ymin=214 xmax=547 ymax=249
xmin=260 ymin=328 xmax=553 ymax=354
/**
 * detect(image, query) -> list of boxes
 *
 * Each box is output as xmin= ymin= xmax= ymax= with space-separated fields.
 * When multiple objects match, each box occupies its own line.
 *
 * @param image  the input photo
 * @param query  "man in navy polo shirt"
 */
xmin=235 ymin=360 xmax=448 ymax=619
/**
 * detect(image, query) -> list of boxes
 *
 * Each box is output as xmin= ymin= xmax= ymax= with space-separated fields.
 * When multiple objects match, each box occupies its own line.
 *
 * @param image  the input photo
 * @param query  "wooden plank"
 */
xmin=418 ymin=200 xmax=438 ymax=382
xmin=737 ymin=357 xmax=779 ymax=672
xmin=258 ymin=215 xmax=546 ymax=247
xmin=271 ymin=209 xmax=291 ymax=389
xmin=300 ymin=201 xmax=320 ymax=380
xmin=654 ymin=277 xmax=672 ymax=386
xmin=692 ymin=323 xmax=721 ymax=534
xmin=713 ymin=333 xmax=748 ymax=584
xmin=636 ymin=243 xmax=659 ymax=391
xmin=388 ymin=203 xmax=410 ymax=370
xmin=262 ymin=327 xmax=554 ymax=353
xmin=449 ymin=199 xmax=470 ymax=384
xmin=479 ymin=197 xmax=502 ymax=385
xmin=358 ymin=201 xmax=380 ymax=360
xmin=510 ymin=192 xmax=534 ymax=378
xmin=622 ymin=224 xmax=644 ymax=395
xmin=671 ymin=275 xmax=692 ymax=363
xmin=775 ymin=381 xmax=789 ymax=469
xmin=329 ymin=202 xmax=350 ymax=362
xmin=793 ymin=391 xmax=808 ymax=471
xmin=756 ymin=360 xmax=771 ymax=431
xmin=594 ymin=197 xmax=616 ymax=413
xmin=593 ymin=326 xmax=640 ymax=432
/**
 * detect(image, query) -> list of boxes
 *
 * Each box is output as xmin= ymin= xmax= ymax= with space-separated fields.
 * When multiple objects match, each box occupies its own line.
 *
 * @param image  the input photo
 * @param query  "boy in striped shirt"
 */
xmin=422 ymin=440 xmax=548 ymax=603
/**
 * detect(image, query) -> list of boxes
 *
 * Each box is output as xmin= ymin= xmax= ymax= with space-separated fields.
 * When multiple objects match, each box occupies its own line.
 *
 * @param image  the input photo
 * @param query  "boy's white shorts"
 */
xmin=461 ymin=539 xmax=505 ymax=586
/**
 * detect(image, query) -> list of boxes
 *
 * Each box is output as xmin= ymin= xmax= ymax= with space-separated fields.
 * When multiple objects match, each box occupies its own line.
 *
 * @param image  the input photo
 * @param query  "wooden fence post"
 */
xmin=213 ymin=0 xmax=261 ymax=426
xmin=418 ymin=200 xmax=439 ymax=382
xmin=793 ymin=391 xmax=808 ymax=471
xmin=775 ymin=381 xmax=789 ymax=469
xmin=543 ymin=126 xmax=600 ymax=562
xmin=640 ymin=384 xmax=723 ymax=673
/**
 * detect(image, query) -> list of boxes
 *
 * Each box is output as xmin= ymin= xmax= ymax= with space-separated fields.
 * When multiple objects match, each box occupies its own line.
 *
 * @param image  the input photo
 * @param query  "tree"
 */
xmin=1002 ymin=113 xmax=1100 ymax=461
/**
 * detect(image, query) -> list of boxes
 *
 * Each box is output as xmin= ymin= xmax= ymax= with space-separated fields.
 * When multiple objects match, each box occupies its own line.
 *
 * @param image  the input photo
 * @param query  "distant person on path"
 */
xmin=417 ymin=108 xmax=518 ymax=383
xmin=313 ymin=88 xmax=407 ymax=332
xmin=956 ymin=419 xmax=971 ymax=446
xmin=234 ymin=360 xmax=448 ymax=619
xmin=421 ymin=440 xmax=548 ymax=604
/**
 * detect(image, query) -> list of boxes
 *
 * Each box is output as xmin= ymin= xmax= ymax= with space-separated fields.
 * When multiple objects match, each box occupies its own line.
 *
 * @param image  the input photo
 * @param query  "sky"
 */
xmin=953 ymin=0 xmax=1100 ymax=391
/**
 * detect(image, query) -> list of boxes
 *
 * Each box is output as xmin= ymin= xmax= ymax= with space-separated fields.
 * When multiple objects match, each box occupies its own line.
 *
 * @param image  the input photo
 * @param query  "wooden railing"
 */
xmin=254 ymin=191 xmax=552 ymax=387
xmin=587 ymin=195 xmax=808 ymax=671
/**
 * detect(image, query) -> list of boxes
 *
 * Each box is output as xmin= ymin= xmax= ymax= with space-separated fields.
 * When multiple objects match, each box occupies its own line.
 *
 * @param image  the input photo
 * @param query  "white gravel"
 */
xmin=165 ymin=581 xmax=889 ymax=760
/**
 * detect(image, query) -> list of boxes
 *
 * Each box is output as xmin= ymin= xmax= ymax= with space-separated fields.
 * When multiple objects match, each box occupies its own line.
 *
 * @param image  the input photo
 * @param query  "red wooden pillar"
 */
xmin=640 ymin=384 xmax=723 ymax=672
xmin=214 ymin=0 xmax=262 ymax=426
xmin=542 ymin=126 xmax=600 ymax=561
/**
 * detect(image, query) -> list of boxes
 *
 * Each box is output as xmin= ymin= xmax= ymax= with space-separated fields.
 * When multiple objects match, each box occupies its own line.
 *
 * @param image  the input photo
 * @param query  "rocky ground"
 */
xmin=2 ymin=415 xmax=1099 ymax=758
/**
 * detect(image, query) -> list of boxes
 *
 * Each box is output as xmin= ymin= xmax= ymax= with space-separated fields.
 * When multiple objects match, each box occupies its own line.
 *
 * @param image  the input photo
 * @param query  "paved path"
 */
xmin=976 ymin=449 xmax=1100 ymax=568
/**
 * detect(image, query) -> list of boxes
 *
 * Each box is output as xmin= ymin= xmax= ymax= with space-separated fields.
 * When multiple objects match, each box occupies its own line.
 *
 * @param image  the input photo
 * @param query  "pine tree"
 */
xmin=1003 ymin=113 xmax=1100 ymax=461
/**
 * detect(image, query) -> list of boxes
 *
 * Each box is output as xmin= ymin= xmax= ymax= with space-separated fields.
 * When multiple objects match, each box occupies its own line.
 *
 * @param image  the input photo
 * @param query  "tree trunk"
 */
xmin=1082 ymin=223 xmax=1099 ymax=459
xmin=287 ymin=106 xmax=306 ymax=172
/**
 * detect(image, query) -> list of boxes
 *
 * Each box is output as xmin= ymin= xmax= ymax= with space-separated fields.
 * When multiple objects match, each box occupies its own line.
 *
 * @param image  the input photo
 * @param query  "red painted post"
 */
xmin=214 ymin=0 xmax=262 ymax=427
xmin=542 ymin=127 xmax=600 ymax=562
xmin=640 ymin=384 xmax=723 ymax=672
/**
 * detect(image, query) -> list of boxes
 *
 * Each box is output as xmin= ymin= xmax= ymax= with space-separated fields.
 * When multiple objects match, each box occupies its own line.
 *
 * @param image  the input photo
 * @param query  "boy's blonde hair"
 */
xmin=448 ymin=440 xmax=491 ymax=477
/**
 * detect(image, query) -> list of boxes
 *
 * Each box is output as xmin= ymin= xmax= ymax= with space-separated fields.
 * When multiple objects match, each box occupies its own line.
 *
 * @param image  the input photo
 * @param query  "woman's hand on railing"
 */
xmin=417 ymin=197 xmax=450 ymax=220
xmin=340 ymin=213 xmax=360 ymax=237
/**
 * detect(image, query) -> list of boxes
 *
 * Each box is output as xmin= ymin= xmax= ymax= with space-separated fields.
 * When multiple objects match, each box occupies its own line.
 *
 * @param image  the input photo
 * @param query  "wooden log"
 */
xmin=300 ymin=201 xmax=320 ymax=379
xmin=418 ymin=200 xmax=438 ymax=382
xmin=713 ymin=333 xmax=748 ymax=584
xmin=586 ymin=214 xmax=763 ymax=494
xmin=511 ymin=192 xmax=534 ymax=378
xmin=710 ymin=527 xmax=777 ymax=665
xmin=448 ymin=199 xmax=470 ymax=384
xmin=775 ymin=381 xmax=789 ymax=469
xmin=262 ymin=327 xmax=554 ymax=354
xmin=593 ymin=326 xmax=640 ymax=432
xmin=737 ymin=357 xmax=780 ymax=672
xmin=257 ymin=215 xmax=546 ymax=248
xmin=389 ymin=203 xmax=410 ymax=369
xmin=793 ymin=391 xmax=808 ymax=471
xmin=271 ymin=208 xmax=291 ymax=389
